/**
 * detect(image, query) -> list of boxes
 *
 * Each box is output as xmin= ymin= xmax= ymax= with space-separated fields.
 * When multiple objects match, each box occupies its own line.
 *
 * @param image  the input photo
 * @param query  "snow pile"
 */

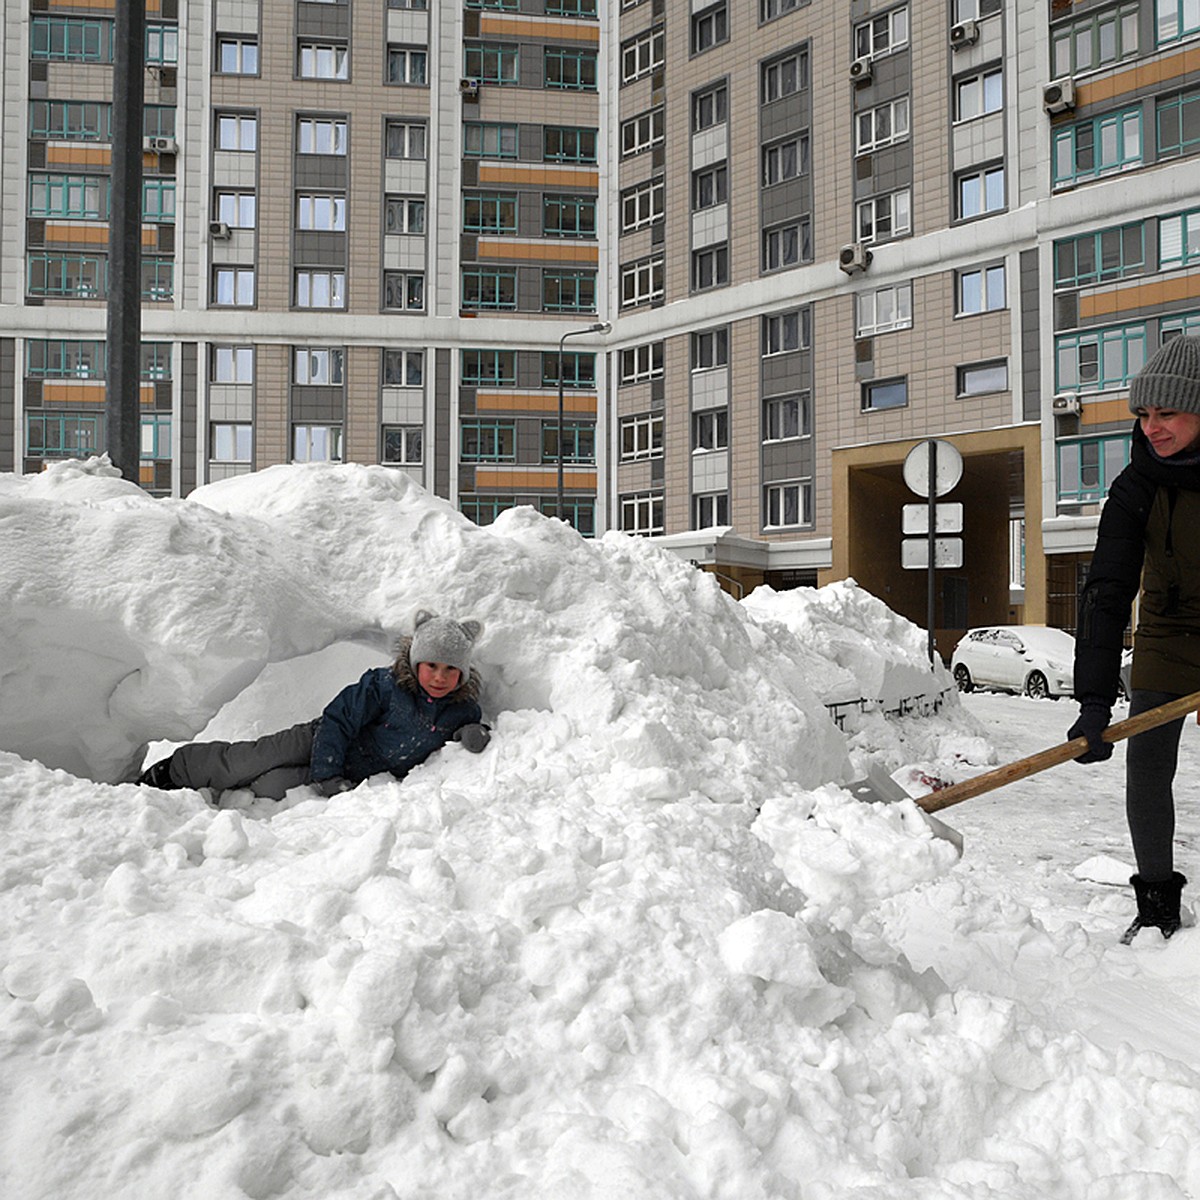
xmin=2 ymin=459 xmax=1200 ymax=1200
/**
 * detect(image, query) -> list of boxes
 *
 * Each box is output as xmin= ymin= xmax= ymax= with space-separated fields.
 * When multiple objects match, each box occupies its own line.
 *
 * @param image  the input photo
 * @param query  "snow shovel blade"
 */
xmin=845 ymin=761 xmax=964 ymax=856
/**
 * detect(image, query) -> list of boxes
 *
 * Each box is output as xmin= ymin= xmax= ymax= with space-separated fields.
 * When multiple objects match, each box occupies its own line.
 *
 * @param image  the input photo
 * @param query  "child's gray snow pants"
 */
xmin=168 ymin=719 xmax=319 ymax=799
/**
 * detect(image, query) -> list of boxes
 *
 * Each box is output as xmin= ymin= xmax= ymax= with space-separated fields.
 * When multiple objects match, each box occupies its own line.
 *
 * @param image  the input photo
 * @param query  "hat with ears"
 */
xmin=409 ymin=609 xmax=483 ymax=677
xmin=1130 ymin=335 xmax=1200 ymax=416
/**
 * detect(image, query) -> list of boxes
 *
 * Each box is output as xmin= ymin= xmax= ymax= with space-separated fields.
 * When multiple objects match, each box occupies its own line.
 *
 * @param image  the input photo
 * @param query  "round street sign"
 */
xmin=903 ymin=438 xmax=964 ymax=498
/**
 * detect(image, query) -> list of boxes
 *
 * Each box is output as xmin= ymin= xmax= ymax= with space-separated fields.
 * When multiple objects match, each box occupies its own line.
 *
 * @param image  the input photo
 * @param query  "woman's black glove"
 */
xmin=1068 ymin=702 xmax=1113 ymax=763
xmin=453 ymin=723 xmax=491 ymax=753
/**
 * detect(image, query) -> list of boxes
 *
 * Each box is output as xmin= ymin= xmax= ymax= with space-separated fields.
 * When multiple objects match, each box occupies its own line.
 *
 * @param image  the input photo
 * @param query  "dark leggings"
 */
xmin=1126 ymin=689 xmax=1186 ymax=881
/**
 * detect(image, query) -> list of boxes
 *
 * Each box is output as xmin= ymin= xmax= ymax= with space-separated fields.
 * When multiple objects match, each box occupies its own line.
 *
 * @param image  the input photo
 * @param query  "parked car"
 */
xmin=951 ymin=625 xmax=1076 ymax=699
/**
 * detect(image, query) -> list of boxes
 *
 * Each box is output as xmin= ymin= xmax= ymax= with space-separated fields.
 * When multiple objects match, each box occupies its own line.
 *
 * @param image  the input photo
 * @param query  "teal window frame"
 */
xmin=463 ymin=192 xmax=517 ymax=234
xmin=1053 ymin=108 xmax=1143 ymax=187
xmin=461 ymin=349 xmax=516 ymax=386
xmin=1055 ymin=322 xmax=1147 ymax=393
xmin=541 ymin=351 xmax=596 ymax=388
xmin=144 ymin=105 xmax=176 ymax=140
xmin=544 ymin=47 xmax=597 ymax=91
xmin=141 ymin=413 xmax=171 ymax=460
xmin=141 ymin=343 xmax=172 ymax=379
xmin=142 ymin=256 xmax=174 ymax=302
xmin=465 ymin=0 xmax=518 ymax=8
xmin=547 ymin=0 xmax=598 ymax=14
xmin=27 ymin=252 xmax=105 ymax=298
xmin=541 ymin=421 xmax=596 ymax=464
xmin=31 ymin=17 xmax=113 ymax=62
xmin=463 ymin=122 xmax=518 ymax=159
xmin=1051 ymin=3 xmax=1138 ymax=76
xmin=1057 ymin=434 xmax=1131 ymax=504
xmin=544 ymin=126 xmax=597 ymax=163
xmin=1157 ymin=89 xmax=1200 ymax=158
xmin=540 ymin=497 xmax=596 ymax=536
xmin=464 ymin=42 xmax=518 ymax=84
xmin=543 ymin=194 xmax=596 ymax=237
xmin=461 ymin=267 xmax=517 ymax=310
xmin=26 ymin=412 xmax=103 ymax=457
xmin=461 ymin=495 xmax=517 ymax=526
xmin=1161 ymin=312 xmax=1200 ymax=341
xmin=25 ymin=339 xmax=105 ymax=378
xmin=1159 ymin=208 xmax=1200 ymax=269
xmin=1156 ymin=0 xmax=1200 ymax=45
xmin=1053 ymin=221 xmax=1146 ymax=287
xmin=460 ymin=420 xmax=517 ymax=462
xmin=142 ymin=178 xmax=176 ymax=223
xmin=29 ymin=100 xmax=111 ymax=141
xmin=542 ymin=270 xmax=596 ymax=313
xmin=29 ymin=173 xmax=108 ymax=219
xmin=146 ymin=23 xmax=178 ymax=65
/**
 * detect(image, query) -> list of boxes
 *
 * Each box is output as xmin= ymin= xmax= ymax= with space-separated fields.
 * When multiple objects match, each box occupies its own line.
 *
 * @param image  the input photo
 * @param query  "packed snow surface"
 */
xmin=2 ymin=458 xmax=1200 ymax=1200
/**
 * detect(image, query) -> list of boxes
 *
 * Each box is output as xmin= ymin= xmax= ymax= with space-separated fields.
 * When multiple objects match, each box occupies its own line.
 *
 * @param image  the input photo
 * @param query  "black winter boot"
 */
xmin=1121 ymin=872 xmax=1187 ymax=944
xmin=137 ymin=755 xmax=180 ymax=789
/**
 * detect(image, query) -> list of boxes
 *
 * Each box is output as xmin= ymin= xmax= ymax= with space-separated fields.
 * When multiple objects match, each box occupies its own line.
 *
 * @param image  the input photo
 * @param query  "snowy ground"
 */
xmin=3 ymin=459 xmax=1200 ymax=1200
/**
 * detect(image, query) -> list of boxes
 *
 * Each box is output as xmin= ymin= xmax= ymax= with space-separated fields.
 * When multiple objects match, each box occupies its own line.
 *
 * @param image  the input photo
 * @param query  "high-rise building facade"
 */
xmin=3 ymin=0 xmax=1198 ymax=643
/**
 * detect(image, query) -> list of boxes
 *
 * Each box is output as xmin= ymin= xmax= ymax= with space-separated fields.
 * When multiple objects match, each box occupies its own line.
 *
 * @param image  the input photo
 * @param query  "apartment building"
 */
xmin=2 ymin=0 xmax=1199 ymax=645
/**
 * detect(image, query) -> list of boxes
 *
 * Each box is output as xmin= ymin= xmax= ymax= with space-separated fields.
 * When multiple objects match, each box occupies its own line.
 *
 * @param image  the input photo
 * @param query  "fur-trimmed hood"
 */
xmin=391 ymin=634 xmax=482 ymax=704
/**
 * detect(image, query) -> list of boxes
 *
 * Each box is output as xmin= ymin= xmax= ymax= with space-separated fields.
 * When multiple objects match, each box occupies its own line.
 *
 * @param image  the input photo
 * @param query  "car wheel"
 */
xmin=1025 ymin=670 xmax=1049 ymax=699
xmin=954 ymin=664 xmax=974 ymax=693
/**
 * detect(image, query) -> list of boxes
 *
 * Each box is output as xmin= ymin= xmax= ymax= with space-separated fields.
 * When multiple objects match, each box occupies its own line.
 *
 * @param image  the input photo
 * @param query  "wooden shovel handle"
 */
xmin=919 ymin=688 xmax=1200 ymax=815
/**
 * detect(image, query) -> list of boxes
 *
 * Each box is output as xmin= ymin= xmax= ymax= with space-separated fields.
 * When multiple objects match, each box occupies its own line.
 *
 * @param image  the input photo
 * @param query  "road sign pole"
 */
xmin=926 ymin=440 xmax=937 ymax=666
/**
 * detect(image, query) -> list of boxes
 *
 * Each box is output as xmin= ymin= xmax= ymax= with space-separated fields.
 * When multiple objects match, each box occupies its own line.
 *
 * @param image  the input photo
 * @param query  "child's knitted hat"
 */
xmin=409 ymin=609 xmax=483 ymax=676
xmin=1130 ymin=335 xmax=1200 ymax=415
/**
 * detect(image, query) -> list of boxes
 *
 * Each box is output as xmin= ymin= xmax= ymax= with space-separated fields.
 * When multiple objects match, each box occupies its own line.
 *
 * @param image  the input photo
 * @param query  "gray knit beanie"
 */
xmin=409 ymin=609 xmax=482 ymax=676
xmin=1129 ymin=335 xmax=1200 ymax=415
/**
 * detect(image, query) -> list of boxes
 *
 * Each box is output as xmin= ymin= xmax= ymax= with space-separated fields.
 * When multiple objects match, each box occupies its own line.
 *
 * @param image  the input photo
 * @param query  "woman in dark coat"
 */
xmin=1070 ymin=334 xmax=1200 ymax=942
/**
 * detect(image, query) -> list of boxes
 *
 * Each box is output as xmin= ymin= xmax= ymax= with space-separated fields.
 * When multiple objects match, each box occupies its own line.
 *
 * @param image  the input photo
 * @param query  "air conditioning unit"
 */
xmin=209 ymin=221 xmax=232 ymax=240
xmin=849 ymin=56 xmax=873 ymax=83
xmin=1043 ymin=78 xmax=1075 ymax=114
xmin=949 ymin=18 xmax=979 ymax=48
xmin=459 ymin=77 xmax=480 ymax=99
xmin=1052 ymin=393 xmax=1082 ymax=416
xmin=838 ymin=242 xmax=873 ymax=275
xmin=144 ymin=135 xmax=178 ymax=154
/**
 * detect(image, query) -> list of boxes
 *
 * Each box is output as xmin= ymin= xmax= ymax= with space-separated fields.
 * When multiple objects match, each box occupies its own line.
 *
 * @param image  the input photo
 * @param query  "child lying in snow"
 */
xmin=137 ymin=610 xmax=489 ymax=799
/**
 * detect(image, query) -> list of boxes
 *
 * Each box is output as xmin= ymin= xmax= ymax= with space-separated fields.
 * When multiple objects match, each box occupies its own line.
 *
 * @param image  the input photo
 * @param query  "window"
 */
xmin=954 ymin=70 xmax=1001 ymax=122
xmin=1058 ymin=434 xmax=1131 ymax=504
xmin=1053 ymin=109 xmax=1142 ymax=187
xmin=26 ymin=339 xmax=105 ymax=378
xmin=542 ymin=351 xmax=596 ymax=389
xmin=146 ymin=24 xmax=178 ymax=65
xmin=461 ymin=420 xmax=516 ymax=462
xmin=856 ymin=283 xmax=913 ymax=335
xmin=1157 ymin=90 xmax=1200 ymax=158
xmin=461 ymin=496 xmax=517 ymax=526
xmin=385 ymin=196 xmax=426 ymax=235
xmin=862 ymin=377 xmax=908 ymax=411
xmin=763 ymin=220 xmax=811 ymax=271
xmin=622 ymin=108 xmax=665 ymax=158
xmin=762 ymin=309 xmax=810 ymax=354
xmin=692 ymin=328 xmax=728 ymax=370
xmin=694 ymin=493 xmax=729 ymax=528
xmin=692 ymin=409 xmax=729 ymax=451
xmin=763 ymin=481 xmax=811 ymax=528
xmin=211 ymin=423 xmax=252 ymax=462
xmin=693 ymin=244 xmax=729 ymax=290
xmin=693 ymin=84 xmax=728 ymax=132
xmin=1053 ymin=4 xmax=1138 ymax=77
xmin=29 ymin=100 xmax=111 ymax=141
xmin=620 ymin=342 xmax=664 ymax=384
xmin=142 ymin=257 xmax=173 ymax=302
xmin=293 ymin=425 xmax=343 ymax=462
xmin=854 ymin=6 xmax=909 ymax=58
xmin=763 ymin=392 xmax=810 ymax=441
xmin=386 ymin=121 xmax=427 ymax=159
xmin=141 ymin=343 xmax=172 ymax=381
xmin=464 ymin=42 xmax=518 ymax=83
xmin=622 ymin=178 xmax=664 ymax=232
xmin=462 ymin=267 xmax=516 ymax=310
xmin=1055 ymin=323 xmax=1147 ymax=393
xmin=1155 ymin=0 xmax=1200 ymax=45
xmin=383 ymin=426 xmax=423 ymax=465
xmin=856 ymin=189 xmax=911 ymax=243
xmin=544 ymin=126 xmax=597 ymax=163
xmin=545 ymin=47 xmax=597 ymax=90
xmin=958 ymin=360 xmax=1009 ymax=396
xmin=31 ymin=16 xmax=113 ymax=62
xmin=213 ymin=266 xmax=255 ymax=306
xmin=29 ymin=174 xmax=107 ymax=219
xmin=294 ymin=270 xmax=345 ymax=309
xmin=387 ymin=45 xmax=427 ymax=84
xmin=298 ymin=42 xmax=348 ymax=80
xmin=544 ymin=195 xmax=597 ymax=238
xmin=27 ymin=253 xmax=105 ymax=298
xmin=1054 ymin=221 xmax=1145 ymax=286
xmin=466 ymin=0 xmax=518 ymax=7
xmin=692 ymin=3 xmax=728 ymax=53
xmin=763 ymin=0 xmax=804 ymax=20
xmin=621 ymin=492 xmax=665 ymax=536
xmin=216 ymin=113 xmax=257 ymax=151
xmin=384 ymin=271 xmax=425 ymax=310
xmin=547 ymin=0 xmax=597 ymax=14
xmin=296 ymin=194 xmax=346 ymax=231
xmin=298 ymin=117 xmax=347 ymax=155
xmin=464 ymin=122 xmax=517 ymax=159
xmin=622 ymin=25 xmax=665 ymax=82
xmin=953 ymin=0 xmax=1001 ymax=18
xmin=543 ymin=270 xmax=597 ymax=313
xmin=692 ymin=164 xmax=728 ymax=211
xmin=212 ymin=346 xmax=254 ymax=383
xmin=956 ymin=165 xmax=1005 ymax=219
xmin=26 ymin=412 xmax=103 ymax=458
xmin=762 ymin=48 xmax=808 ymax=103
xmin=1160 ymin=209 xmax=1200 ymax=270
xmin=383 ymin=349 xmax=424 ymax=386
xmin=217 ymin=35 xmax=258 ymax=74
xmin=1162 ymin=313 xmax=1200 ymax=341
xmin=463 ymin=192 xmax=517 ymax=234
xmin=957 ymin=263 xmax=1006 ymax=314
xmin=389 ymin=0 xmax=429 ymax=6
xmin=621 ymin=256 xmax=664 ymax=307
xmin=620 ymin=414 xmax=663 ymax=460
xmin=461 ymin=350 xmax=516 ymax=386
xmin=140 ymin=178 xmax=174 ymax=223
xmin=857 ymin=97 xmax=909 ymax=152
xmin=762 ymin=135 xmax=809 ymax=185
xmin=294 ymin=347 xmax=344 ymax=385
xmin=214 ymin=190 xmax=256 ymax=228
xmin=141 ymin=414 xmax=171 ymax=460
xmin=541 ymin=422 xmax=596 ymax=463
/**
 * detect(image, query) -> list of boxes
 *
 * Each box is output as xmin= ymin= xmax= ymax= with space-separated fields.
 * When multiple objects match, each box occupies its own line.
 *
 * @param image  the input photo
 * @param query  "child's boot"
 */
xmin=137 ymin=754 xmax=180 ymax=789
xmin=1121 ymin=872 xmax=1187 ymax=944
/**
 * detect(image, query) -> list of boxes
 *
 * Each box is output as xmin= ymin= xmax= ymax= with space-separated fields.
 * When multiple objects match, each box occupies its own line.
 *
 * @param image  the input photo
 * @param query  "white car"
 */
xmin=950 ymin=625 xmax=1076 ymax=699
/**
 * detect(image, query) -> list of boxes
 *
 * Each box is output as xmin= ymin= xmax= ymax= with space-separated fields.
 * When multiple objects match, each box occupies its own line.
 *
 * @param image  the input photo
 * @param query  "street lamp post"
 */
xmin=557 ymin=320 xmax=611 ymax=524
